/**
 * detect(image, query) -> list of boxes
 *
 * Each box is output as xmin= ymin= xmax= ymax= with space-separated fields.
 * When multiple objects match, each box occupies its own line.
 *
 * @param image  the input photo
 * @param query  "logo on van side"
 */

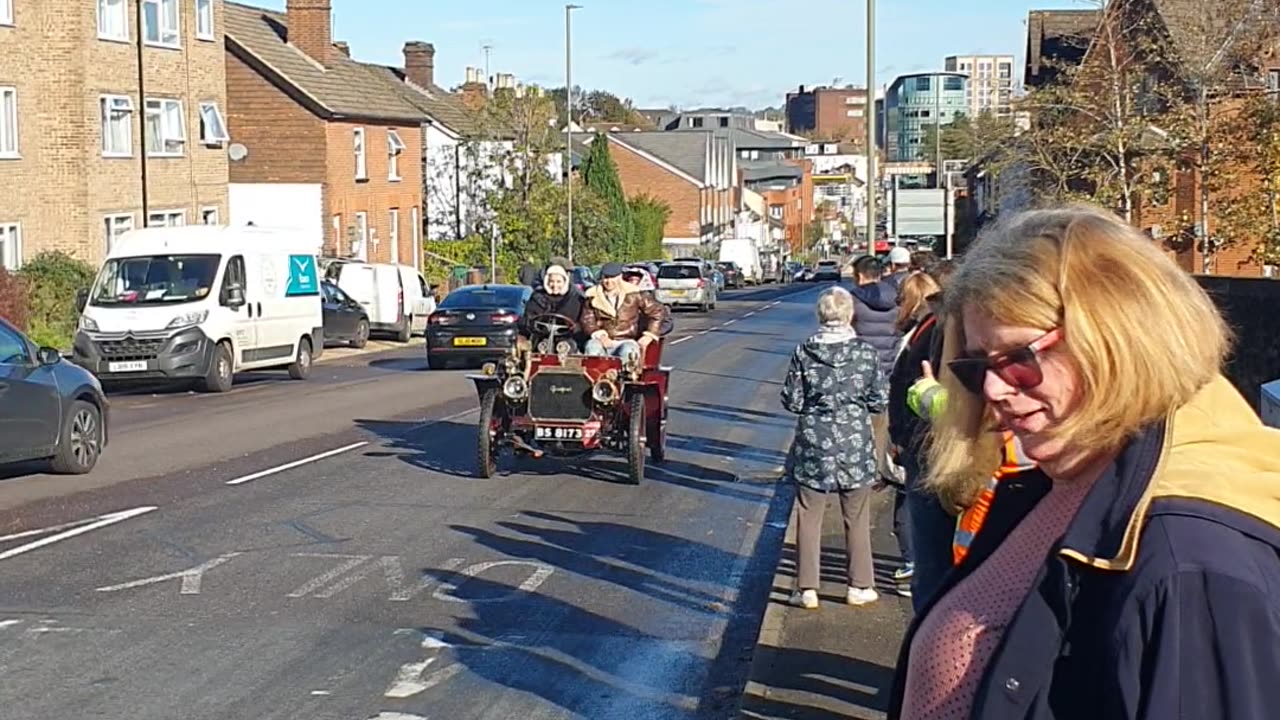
xmin=286 ymin=255 xmax=319 ymax=297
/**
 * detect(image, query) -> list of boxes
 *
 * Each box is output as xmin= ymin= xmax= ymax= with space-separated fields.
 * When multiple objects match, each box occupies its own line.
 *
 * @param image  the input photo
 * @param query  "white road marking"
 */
xmin=309 ymin=690 xmax=331 ymax=696
xmin=723 ymin=319 xmax=737 ymax=326
xmin=384 ymin=557 xmax=465 ymax=602
xmin=96 ymin=552 xmax=242 ymax=595
xmin=432 ymin=560 xmax=556 ymax=604
xmin=0 ymin=619 xmax=21 ymax=629
xmin=744 ymin=311 xmax=757 ymax=317
xmin=286 ymin=553 xmax=372 ymax=598
xmin=403 ymin=407 xmax=480 ymax=434
xmin=0 ymin=507 xmax=157 ymax=563
xmin=671 ymin=336 xmax=692 ymax=345
xmin=226 ymin=442 xmax=368 ymax=485
xmin=369 ymin=713 xmax=430 ymax=720
xmin=698 ymin=330 xmax=710 ymax=336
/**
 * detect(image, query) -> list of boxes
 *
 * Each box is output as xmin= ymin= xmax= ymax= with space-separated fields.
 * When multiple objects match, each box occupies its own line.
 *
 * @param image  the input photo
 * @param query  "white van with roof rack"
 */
xmin=72 ymin=225 xmax=324 ymax=392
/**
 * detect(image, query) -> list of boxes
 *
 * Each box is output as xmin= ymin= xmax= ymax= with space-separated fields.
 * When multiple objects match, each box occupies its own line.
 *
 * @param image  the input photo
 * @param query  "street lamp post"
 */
xmin=864 ymin=0 xmax=876 ymax=250
xmin=565 ymin=4 xmax=581 ymax=264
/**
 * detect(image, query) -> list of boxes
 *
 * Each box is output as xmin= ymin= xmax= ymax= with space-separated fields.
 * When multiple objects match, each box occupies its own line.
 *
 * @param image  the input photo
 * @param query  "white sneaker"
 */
xmin=789 ymin=589 xmax=819 ymax=609
xmin=846 ymin=586 xmax=879 ymax=606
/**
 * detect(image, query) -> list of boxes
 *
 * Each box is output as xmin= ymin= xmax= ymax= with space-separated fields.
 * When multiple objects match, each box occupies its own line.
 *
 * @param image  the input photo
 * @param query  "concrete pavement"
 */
xmin=0 ymin=282 xmax=823 ymax=720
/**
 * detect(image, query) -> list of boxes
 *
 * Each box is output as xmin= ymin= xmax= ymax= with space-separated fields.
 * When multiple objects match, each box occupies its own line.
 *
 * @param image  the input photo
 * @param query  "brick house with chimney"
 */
xmin=223 ymin=0 xmax=425 ymax=266
xmin=0 ymin=0 xmax=230 ymax=269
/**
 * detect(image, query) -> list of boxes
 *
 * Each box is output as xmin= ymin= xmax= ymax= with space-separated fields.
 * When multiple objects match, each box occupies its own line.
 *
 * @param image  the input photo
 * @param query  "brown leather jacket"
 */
xmin=581 ymin=281 xmax=664 ymax=340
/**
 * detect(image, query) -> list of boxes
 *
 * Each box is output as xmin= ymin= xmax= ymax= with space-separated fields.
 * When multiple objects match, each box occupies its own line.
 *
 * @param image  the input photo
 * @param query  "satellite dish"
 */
xmin=228 ymin=143 xmax=248 ymax=161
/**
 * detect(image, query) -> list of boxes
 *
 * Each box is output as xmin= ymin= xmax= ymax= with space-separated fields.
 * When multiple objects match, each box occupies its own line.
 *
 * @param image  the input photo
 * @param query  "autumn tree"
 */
xmin=580 ymin=132 xmax=635 ymax=257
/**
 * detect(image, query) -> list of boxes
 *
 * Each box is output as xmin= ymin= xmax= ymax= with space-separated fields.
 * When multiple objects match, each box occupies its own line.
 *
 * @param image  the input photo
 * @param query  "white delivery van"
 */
xmin=72 ymin=225 xmax=324 ymax=392
xmin=718 ymin=238 xmax=763 ymax=284
xmin=323 ymin=261 xmax=434 ymax=342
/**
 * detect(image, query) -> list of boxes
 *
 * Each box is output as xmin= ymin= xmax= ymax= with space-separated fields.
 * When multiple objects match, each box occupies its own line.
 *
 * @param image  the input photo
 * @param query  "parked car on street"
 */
xmin=717 ymin=261 xmax=745 ymax=289
xmin=655 ymin=261 xmax=717 ymax=312
xmin=426 ymin=284 xmax=533 ymax=370
xmin=320 ymin=281 xmax=370 ymax=348
xmin=1 ymin=317 xmax=109 ymax=474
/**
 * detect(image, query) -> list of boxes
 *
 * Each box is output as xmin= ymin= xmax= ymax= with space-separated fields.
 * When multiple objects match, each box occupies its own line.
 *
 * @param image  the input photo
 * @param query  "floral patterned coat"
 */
xmin=781 ymin=328 xmax=887 ymax=492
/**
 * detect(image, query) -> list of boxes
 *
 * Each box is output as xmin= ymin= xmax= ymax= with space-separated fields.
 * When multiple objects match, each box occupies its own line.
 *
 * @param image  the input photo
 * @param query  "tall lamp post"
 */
xmin=565 ymin=4 xmax=582 ymax=263
xmin=864 ymin=0 xmax=876 ymax=251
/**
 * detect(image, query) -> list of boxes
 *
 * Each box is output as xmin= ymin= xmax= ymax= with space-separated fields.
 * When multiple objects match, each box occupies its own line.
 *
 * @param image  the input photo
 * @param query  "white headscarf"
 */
xmin=543 ymin=264 xmax=570 ymax=296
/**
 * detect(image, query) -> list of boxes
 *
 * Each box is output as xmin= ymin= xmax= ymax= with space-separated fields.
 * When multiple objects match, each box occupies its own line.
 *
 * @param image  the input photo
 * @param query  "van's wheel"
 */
xmin=50 ymin=400 xmax=103 ymax=474
xmin=396 ymin=316 xmax=412 ymax=343
xmin=626 ymin=393 xmax=645 ymax=485
xmin=477 ymin=387 xmax=499 ymax=478
xmin=200 ymin=341 xmax=234 ymax=393
xmin=288 ymin=338 xmax=313 ymax=380
xmin=351 ymin=320 xmax=369 ymax=349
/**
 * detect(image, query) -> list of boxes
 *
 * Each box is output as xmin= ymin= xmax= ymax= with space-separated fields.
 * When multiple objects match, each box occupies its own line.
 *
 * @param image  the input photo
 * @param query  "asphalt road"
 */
xmin=0 ymin=282 xmax=827 ymax=720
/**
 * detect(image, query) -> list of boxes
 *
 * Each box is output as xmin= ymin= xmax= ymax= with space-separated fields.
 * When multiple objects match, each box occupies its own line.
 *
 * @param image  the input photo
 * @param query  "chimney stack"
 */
xmin=333 ymin=41 xmax=350 ymax=56
xmin=460 ymin=66 xmax=488 ymax=110
xmin=403 ymin=41 xmax=436 ymax=89
xmin=287 ymin=0 xmax=333 ymax=65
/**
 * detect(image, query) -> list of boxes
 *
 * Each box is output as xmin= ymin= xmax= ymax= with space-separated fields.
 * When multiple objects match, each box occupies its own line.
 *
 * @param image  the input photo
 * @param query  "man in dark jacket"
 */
xmin=850 ymin=255 xmax=901 ymax=485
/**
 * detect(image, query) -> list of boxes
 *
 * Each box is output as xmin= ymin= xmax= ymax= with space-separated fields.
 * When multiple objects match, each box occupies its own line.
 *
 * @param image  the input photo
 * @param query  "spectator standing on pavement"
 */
xmin=885 ymin=269 xmax=942 ymax=597
xmin=850 ymin=255 xmax=902 ymax=487
xmin=782 ymin=287 xmax=886 ymax=610
xmin=885 ymin=246 xmax=912 ymax=290
xmin=888 ymin=206 xmax=1280 ymax=720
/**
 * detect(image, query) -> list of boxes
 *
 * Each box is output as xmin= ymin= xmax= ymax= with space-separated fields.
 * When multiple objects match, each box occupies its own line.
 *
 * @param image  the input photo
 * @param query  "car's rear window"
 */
xmin=440 ymin=287 xmax=526 ymax=309
xmin=817 ymin=261 xmax=838 ymax=267
xmin=658 ymin=264 xmax=702 ymax=280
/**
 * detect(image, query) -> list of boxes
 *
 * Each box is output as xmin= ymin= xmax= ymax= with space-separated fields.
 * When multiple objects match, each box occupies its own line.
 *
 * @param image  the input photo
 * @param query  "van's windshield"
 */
xmin=91 ymin=254 xmax=221 ymax=306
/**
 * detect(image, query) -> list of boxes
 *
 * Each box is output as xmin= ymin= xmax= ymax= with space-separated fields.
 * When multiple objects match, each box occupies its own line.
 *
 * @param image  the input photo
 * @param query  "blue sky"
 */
xmin=252 ymin=0 xmax=1092 ymax=109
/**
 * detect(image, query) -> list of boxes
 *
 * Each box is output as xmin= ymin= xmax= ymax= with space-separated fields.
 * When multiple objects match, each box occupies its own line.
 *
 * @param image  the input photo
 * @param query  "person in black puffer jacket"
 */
xmin=850 ymin=255 xmax=901 ymax=484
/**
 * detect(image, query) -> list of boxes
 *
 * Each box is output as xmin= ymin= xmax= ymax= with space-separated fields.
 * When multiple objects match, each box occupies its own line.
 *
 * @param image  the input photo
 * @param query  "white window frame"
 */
xmin=147 ymin=209 xmax=185 ymax=227
xmin=104 ymin=214 xmax=134 ymax=253
xmin=200 ymin=207 xmax=219 ymax=225
xmin=198 ymin=101 xmax=229 ymax=145
xmin=97 ymin=0 xmax=128 ymax=41
xmin=0 ymin=223 xmax=20 ymax=270
xmin=0 ymin=87 xmax=17 ymax=158
xmin=387 ymin=129 xmax=405 ymax=181
xmin=145 ymin=97 xmax=186 ymax=157
xmin=0 ymin=0 xmax=12 ymax=26
xmin=353 ymin=128 xmax=367 ymax=180
xmin=141 ymin=0 xmax=181 ymax=48
xmin=354 ymin=211 xmax=368 ymax=260
xmin=388 ymin=208 xmax=400 ymax=264
xmin=195 ymin=0 xmax=214 ymax=40
xmin=100 ymin=94 xmax=134 ymax=157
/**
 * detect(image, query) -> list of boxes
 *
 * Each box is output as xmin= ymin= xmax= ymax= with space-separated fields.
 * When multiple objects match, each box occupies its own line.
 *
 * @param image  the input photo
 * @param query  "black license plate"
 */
xmin=535 ymin=426 xmax=584 ymax=440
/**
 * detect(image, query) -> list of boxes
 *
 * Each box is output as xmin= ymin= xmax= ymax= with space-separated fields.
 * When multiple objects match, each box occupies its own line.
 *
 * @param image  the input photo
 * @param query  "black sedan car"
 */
xmin=320 ymin=281 xmax=370 ymax=348
xmin=426 ymin=284 xmax=532 ymax=370
xmin=717 ymin=261 xmax=744 ymax=288
xmin=0 ymin=317 xmax=109 ymax=474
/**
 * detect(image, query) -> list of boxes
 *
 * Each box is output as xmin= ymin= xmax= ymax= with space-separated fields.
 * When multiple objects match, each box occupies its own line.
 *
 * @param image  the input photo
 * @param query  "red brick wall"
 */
xmin=607 ymin=140 xmax=703 ymax=239
xmin=325 ymin=121 xmax=424 ymax=265
xmin=225 ymin=52 xmax=327 ymax=185
xmin=814 ymin=89 xmax=868 ymax=142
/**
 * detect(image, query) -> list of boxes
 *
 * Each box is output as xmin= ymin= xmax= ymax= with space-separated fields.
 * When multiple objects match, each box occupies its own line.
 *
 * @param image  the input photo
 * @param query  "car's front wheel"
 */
xmin=51 ymin=400 xmax=103 ymax=474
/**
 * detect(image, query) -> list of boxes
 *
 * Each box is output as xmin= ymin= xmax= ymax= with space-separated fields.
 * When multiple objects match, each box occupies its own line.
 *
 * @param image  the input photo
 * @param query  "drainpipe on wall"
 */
xmin=455 ymin=142 xmax=463 ymax=240
xmin=135 ymin=0 xmax=150 ymax=225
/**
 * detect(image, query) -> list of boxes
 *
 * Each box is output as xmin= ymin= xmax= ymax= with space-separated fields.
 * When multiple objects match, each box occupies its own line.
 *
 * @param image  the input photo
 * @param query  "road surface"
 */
xmin=0 ymin=283 xmax=823 ymax=720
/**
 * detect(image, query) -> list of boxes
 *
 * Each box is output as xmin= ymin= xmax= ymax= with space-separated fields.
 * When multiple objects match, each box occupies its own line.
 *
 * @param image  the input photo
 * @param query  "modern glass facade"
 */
xmin=884 ymin=72 xmax=970 ymax=162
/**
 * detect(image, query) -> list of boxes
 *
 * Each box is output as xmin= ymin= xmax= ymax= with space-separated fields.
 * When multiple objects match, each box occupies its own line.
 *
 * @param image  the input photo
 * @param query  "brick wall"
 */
xmin=814 ymin=89 xmax=868 ymax=142
xmin=607 ymin=139 xmax=702 ymax=240
xmin=1197 ymin=276 xmax=1280 ymax=410
xmin=225 ymin=52 xmax=326 ymax=184
xmin=324 ymin=121 xmax=423 ymax=265
xmin=0 ymin=0 xmax=229 ymax=268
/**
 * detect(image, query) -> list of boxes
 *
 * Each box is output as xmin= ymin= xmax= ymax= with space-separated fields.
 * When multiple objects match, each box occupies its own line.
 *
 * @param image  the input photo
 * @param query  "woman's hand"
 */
xmin=920 ymin=360 xmax=935 ymax=382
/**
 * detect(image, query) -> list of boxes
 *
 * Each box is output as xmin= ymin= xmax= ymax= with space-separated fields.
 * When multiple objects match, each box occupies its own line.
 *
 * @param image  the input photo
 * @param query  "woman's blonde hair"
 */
xmin=896 ymin=272 xmax=941 ymax=331
xmin=927 ymin=205 xmax=1232 ymax=509
xmin=816 ymin=286 xmax=855 ymax=325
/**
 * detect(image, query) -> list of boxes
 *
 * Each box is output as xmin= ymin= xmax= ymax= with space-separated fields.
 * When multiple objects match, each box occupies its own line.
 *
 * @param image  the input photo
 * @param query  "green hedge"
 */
xmin=19 ymin=252 xmax=97 ymax=349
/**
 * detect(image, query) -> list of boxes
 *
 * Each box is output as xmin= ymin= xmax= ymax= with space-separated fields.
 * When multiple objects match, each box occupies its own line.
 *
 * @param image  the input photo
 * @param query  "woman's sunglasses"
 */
xmin=947 ymin=328 xmax=1062 ymax=395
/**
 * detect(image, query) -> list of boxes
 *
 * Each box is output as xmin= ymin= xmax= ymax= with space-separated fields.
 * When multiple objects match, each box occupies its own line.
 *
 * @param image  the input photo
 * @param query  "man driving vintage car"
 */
xmin=582 ymin=262 xmax=665 ymax=365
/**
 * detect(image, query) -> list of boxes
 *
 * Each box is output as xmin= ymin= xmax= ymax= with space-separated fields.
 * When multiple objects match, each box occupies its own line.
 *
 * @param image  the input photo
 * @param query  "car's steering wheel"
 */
xmin=531 ymin=313 xmax=579 ymax=354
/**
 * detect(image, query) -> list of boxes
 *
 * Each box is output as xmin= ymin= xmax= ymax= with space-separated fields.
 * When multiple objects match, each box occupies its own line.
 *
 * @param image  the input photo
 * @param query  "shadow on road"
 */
xmin=686 ymin=401 xmax=791 ymax=421
xmin=666 ymin=434 xmax=788 ymax=467
xmin=368 ymin=356 xmax=431 ymax=372
xmin=670 ymin=404 xmax=792 ymax=430
xmin=673 ymin=368 xmax=783 ymax=387
xmin=738 ymin=649 xmax=895 ymax=719
xmin=102 ymin=373 xmax=277 ymax=397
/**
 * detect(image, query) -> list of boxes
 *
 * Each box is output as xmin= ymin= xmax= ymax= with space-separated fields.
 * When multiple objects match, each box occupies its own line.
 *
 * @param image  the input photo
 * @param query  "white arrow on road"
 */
xmin=0 ymin=507 xmax=158 ymax=562
xmin=95 ymin=552 xmax=242 ymax=595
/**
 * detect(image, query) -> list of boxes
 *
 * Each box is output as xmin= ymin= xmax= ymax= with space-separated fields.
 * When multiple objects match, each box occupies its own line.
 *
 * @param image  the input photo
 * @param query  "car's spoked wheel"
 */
xmin=626 ymin=393 xmax=645 ymax=485
xmin=476 ymin=387 xmax=499 ymax=478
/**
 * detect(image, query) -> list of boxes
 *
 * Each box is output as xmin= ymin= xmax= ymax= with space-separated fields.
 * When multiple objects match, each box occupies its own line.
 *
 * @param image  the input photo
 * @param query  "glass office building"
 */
xmin=884 ymin=72 xmax=970 ymax=162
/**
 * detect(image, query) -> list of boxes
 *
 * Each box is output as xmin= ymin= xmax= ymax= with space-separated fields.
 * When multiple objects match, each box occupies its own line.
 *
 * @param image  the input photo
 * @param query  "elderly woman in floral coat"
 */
xmin=782 ymin=286 xmax=887 ymax=609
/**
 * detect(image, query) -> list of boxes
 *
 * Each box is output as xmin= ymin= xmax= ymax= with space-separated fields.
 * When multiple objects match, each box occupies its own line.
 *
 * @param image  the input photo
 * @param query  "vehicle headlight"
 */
xmin=555 ymin=340 xmax=575 ymax=355
xmin=503 ymin=376 xmax=528 ymax=399
xmin=592 ymin=379 xmax=619 ymax=404
xmin=167 ymin=310 xmax=209 ymax=329
xmin=79 ymin=315 xmax=99 ymax=332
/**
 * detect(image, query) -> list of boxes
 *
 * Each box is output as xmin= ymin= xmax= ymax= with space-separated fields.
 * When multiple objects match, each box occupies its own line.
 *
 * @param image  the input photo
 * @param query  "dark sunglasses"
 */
xmin=947 ymin=328 xmax=1062 ymax=395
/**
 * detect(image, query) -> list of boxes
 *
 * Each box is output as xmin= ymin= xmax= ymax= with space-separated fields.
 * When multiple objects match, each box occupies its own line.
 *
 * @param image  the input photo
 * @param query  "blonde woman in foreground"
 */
xmin=887 ymin=206 xmax=1280 ymax=720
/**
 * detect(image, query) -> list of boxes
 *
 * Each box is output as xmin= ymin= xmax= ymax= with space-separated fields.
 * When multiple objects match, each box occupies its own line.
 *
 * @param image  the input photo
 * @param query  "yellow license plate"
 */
xmin=453 ymin=337 xmax=487 ymax=347
xmin=667 ymin=289 xmax=686 ymax=296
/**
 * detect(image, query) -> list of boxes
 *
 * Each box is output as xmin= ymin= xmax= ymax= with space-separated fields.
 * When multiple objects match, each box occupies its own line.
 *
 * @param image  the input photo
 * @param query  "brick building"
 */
xmin=599 ymin=131 xmax=734 ymax=252
xmin=0 ymin=0 xmax=230 ymax=269
xmin=224 ymin=0 xmax=425 ymax=266
xmin=785 ymin=85 xmax=869 ymax=143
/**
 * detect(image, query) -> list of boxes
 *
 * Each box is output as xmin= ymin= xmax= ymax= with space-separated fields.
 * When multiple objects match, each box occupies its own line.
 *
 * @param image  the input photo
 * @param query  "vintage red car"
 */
xmin=471 ymin=313 xmax=670 ymax=484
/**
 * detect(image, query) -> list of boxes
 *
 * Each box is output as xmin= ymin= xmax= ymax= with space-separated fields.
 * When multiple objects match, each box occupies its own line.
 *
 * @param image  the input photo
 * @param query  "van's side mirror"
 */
xmin=75 ymin=288 xmax=89 ymax=312
xmin=224 ymin=286 xmax=246 ymax=308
